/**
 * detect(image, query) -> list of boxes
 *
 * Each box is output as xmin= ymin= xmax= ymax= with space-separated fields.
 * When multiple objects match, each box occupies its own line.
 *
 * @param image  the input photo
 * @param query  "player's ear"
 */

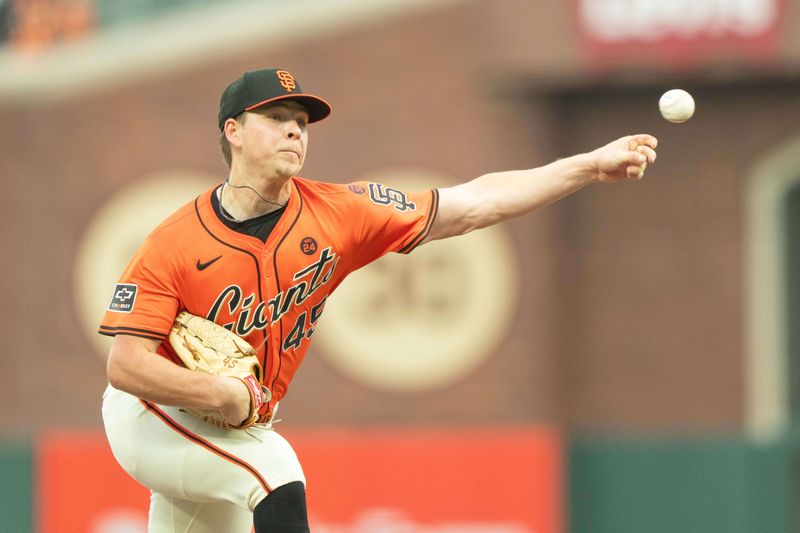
xmin=224 ymin=117 xmax=243 ymax=148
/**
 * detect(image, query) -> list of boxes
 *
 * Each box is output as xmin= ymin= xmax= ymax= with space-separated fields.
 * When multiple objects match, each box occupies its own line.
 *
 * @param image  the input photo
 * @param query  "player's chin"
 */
xmin=275 ymin=161 xmax=303 ymax=178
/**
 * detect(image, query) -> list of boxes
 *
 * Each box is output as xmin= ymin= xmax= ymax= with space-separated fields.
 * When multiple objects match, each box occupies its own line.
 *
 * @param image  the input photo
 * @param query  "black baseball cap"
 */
xmin=218 ymin=68 xmax=332 ymax=130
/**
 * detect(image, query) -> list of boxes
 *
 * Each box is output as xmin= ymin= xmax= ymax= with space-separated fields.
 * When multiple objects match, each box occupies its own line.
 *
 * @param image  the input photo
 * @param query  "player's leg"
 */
xmin=252 ymin=480 xmax=309 ymax=533
xmin=148 ymin=493 xmax=252 ymax=533
xmin=102 ymin=385 xmax=307 ymax=530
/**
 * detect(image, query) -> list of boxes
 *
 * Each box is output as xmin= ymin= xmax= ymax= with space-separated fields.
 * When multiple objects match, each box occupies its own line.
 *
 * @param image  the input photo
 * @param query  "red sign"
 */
xmin=36 ymin=431 xmax=149 ymax=533
xmin=37 ymin=427 xmax=562 ymax=533
xmin=572 ymin=0 xmax=783 ymax=66
xmin=289 ymin=427 xmax=563 ymax=532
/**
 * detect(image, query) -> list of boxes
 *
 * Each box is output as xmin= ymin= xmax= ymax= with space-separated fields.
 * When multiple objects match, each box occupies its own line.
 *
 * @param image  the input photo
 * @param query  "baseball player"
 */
xmin=100 ymin=68 xmax=658 ymax=532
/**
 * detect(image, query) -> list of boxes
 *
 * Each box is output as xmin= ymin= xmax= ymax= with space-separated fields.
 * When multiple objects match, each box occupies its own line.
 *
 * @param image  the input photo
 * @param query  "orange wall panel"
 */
xmin=36 ymin=427 xmax=562 ymax=532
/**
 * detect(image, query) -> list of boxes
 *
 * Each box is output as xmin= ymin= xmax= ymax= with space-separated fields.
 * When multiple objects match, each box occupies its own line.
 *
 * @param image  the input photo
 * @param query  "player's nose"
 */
xmin=286 ymin=120 xmax=303 ymax=139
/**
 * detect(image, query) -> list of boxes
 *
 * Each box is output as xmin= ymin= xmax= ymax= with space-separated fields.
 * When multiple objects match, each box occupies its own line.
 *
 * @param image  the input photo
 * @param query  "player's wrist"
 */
xmin=219 ymin=376 xmax=244 ymax=407
xmin=557 ymin=152 xmax=600 ymax=185
xmin=576 ymin=152 xmax=601 ymax=184
xmin=206 ymin=375 xmax=238 ymax=411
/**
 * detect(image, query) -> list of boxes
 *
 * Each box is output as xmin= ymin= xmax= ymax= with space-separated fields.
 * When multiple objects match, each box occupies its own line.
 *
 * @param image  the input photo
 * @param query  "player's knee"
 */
xmin=253 ymin=481 xmax=309 ymax=533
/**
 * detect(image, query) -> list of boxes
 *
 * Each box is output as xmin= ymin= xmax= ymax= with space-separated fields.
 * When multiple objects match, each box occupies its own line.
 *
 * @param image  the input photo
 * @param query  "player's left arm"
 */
xmin=424 ymin=134 xmax=657 ymax=242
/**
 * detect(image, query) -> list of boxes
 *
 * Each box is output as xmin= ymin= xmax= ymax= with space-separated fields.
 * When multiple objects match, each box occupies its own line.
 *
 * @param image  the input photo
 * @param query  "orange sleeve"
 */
xmin=346 ymin=181 xmax=439 ymax=271
xmin=98 ymin=233 xmax=180 ymax=341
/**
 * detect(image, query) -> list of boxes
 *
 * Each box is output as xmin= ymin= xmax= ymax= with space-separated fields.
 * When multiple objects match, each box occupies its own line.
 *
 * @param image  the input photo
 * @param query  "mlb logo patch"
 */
xmin=108 ymin=284 xmax=138 ymax=313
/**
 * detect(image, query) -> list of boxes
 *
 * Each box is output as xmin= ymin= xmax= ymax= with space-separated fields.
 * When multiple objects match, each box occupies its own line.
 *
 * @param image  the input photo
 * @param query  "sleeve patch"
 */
xmin=107 ymin=283 xmax=138 ymax=313
xmin=368 ymin=183 xmax=416 ymax=212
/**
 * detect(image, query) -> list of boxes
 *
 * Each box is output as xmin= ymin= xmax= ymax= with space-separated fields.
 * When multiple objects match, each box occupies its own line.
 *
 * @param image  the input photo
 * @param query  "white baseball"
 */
xmin=659 ymin=89 xmax=695 ymax=123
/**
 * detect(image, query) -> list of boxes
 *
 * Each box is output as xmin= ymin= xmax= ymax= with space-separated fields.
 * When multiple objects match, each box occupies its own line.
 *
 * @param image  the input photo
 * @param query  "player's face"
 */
xmin=239 ymin=101 xmax=309 ymax=179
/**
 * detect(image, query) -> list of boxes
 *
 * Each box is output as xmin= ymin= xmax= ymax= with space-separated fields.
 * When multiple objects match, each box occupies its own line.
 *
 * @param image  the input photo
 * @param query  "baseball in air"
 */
xmin=659 ymin=89 xmax=695 ymax=123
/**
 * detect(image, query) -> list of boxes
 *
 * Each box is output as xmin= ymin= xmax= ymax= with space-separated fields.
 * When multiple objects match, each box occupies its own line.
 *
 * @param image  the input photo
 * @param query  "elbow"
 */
xmin=434 ymin=185 xmax=506 ymax=239
xmin=106 ymin=356 xmax=123 ymax=390
xmin=106 ymin=348 xmax=130 ymax=391
xmin=450 ymin=206 xmax=488 ymax=237
xmin=460 ymin=210 xmax=504 ymax=235
xmin=433 ymin=213 xmax=490 ymax=241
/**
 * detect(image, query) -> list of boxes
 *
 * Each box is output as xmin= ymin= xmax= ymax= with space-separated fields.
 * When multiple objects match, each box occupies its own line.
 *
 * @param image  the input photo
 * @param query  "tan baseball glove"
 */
xmin=168 ymin=311 xmax=271 ymax=430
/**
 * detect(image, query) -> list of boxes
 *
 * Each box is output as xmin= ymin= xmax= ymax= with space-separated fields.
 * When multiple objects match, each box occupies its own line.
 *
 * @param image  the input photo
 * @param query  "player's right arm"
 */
xmin=425 ymin=134 xmax=657 ymax=242
xmin=107 ymin=334 xmax=252 ymax=425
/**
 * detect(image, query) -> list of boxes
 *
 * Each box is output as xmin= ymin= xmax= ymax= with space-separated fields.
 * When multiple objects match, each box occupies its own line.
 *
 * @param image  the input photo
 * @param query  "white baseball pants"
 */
xmin=102 ymin=384 xmax=305 ymax=533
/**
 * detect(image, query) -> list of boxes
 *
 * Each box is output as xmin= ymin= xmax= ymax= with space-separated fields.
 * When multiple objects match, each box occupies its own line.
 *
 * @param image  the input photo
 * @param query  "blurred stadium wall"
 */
xmin=0 ymin=0 xmax=799 ymax=531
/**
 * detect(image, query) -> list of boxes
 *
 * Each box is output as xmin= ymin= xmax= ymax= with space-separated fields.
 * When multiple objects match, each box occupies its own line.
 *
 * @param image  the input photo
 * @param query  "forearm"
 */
xmin=432 ymin=153 xmax=597 ymax=239
xmin=470 ymin=153 xmax=596 ymax=227
xmin=107 ymin=340 xmax=228 ymax=411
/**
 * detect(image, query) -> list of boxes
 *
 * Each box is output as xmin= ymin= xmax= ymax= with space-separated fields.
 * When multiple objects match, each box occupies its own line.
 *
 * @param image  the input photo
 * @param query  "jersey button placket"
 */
xmin=261 ymin=247 xmax=275 ymax=278
xmin=261 ymin=248 xmax=278 ymax=396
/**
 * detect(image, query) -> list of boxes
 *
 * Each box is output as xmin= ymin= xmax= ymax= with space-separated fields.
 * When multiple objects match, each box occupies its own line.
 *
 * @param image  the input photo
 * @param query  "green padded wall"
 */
xmin=0 ymin=441 xmax=33 ymax=533
xmin=569 ymin=437 xmax=795 ymax=533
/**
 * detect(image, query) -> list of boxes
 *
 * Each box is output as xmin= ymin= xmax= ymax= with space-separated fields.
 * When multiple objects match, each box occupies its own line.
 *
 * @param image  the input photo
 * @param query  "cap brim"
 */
xmin=245 ymin=93 xmax=332 ymax=123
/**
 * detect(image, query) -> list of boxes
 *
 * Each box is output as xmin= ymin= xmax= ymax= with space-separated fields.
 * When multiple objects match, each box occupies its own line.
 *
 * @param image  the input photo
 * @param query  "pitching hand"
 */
xmin=589 ymin=134 xmax=658 ymax=183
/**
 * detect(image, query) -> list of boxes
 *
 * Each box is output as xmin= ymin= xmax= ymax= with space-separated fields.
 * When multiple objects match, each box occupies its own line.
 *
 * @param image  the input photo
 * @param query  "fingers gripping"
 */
xmin=628 ymin=134 xmax=658 ymax=151
xmin=625 ymin=136 xmax=658 ymax=179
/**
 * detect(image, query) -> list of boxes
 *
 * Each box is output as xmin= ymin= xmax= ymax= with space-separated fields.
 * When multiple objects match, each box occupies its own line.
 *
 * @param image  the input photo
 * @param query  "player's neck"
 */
xmin=221 ymin=173 xmax=291 ymax=221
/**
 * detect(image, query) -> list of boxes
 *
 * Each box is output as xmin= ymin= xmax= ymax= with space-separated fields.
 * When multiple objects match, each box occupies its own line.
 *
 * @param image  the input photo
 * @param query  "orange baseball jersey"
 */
xmin=99 ymin=177 xmax=439 ymax=416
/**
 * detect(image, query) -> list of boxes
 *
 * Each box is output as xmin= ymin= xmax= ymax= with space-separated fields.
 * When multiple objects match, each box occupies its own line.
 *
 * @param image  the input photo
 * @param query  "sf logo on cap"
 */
xmin=276 ymin=70 xmax=296 ymax=92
